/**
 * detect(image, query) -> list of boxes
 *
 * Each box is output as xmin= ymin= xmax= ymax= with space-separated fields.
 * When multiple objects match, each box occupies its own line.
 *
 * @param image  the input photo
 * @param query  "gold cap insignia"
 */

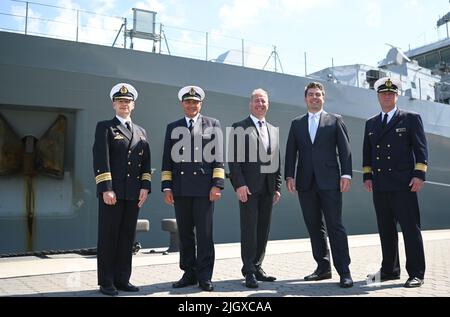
xmin=120 ymin=86 xmax=128 ymax=94
xmin=189 ymin=87 xmax=196 ymax=96
xmin=385 ymin=79 xmax=393 ymax=88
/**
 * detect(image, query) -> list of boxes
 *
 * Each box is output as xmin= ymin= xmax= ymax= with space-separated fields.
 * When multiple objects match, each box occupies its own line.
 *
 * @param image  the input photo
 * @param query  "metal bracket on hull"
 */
xmin=0 ymin=113 xmax=67 ymax=251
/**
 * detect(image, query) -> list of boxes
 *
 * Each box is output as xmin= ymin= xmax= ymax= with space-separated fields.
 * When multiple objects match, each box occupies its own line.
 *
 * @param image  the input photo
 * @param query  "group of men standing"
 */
xmin=92 ymin=77 xmax=428 ymax=296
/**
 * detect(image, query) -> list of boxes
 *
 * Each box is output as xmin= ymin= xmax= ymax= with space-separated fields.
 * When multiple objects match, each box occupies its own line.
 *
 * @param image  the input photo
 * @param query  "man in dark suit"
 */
xmin=285 ymin=81 xmax=353 ymax=288
xmin=228 ymin=88 xmax=281 ymax=288
xmin=93 ymin=83 xmax=151 ymax=296
xmin=363 ymin=77 xmax=428 ymax=288
xmin=161 ymin=85 xmax=224 ymax=292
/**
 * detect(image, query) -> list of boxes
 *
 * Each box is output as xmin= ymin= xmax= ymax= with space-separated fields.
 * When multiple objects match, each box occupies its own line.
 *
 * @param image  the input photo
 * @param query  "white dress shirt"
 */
xmin=185 ymin=113 xmax=200 ymax=128
xmin=250 ymin=114 xmax=269 ymax=149
xmin=116 ymin=115 xmax=132 ymax=129
xmin=381 ymin=106 xmax=398 ymax=125
xmin=307 ymin=110 xmax=351 ymax=180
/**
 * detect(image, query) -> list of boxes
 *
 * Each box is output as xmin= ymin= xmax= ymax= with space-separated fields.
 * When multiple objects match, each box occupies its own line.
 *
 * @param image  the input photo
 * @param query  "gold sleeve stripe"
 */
xmin=415 ymin=163 xmax=428 ymax=172
xmin=95 ymin=172 xmax=112 ymax=184
xmin=95 ymin=175 xmax=112 ymax=184
xmin=141 ymin=173 xmax=152 ymax=181
xmin=212 ymin=168 xmax=225 ymax=179
xmin=363 ymin=166 xmax=373 ymax=174
xmin=161 ymin=171 xmax=172 ymax=182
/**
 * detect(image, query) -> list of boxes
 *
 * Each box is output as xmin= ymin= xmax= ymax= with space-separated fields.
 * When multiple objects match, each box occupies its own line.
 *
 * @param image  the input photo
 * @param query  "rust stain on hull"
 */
xmin=25 ymin=176 xmax=35 ymax=251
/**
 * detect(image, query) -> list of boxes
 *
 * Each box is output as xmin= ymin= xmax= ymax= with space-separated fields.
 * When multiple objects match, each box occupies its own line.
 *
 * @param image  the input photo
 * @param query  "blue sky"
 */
xmin=1 ymin=0 xmax=450 ymax=75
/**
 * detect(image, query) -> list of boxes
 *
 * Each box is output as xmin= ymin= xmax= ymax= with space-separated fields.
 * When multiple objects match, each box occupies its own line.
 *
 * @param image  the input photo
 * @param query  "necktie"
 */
xmin=381 ymin=113 xmax=388 ymax=129
xmin=125 ymin=121 xmax=132 ymax=132
xmin=188 ymin=119 xmax=194 ymax=132
xmin=309 ymin=114 xmax=318 ymax=143
xmin=258 ymin=120 xmax=269 ymax=150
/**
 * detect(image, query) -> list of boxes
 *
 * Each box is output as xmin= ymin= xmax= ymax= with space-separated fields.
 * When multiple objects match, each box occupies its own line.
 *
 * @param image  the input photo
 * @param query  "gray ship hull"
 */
xmin=1 ymin=32 xmax=449 ymax=254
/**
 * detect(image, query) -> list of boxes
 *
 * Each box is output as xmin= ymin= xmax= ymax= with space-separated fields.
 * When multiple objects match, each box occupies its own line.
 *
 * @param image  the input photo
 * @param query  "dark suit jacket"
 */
xmin=161 ymin=114 xmax=225 ymax=196
xmin=93 ymin=117 xmax=151 ymax=200
xmin=228 ymin=116 xmax=281 ymax=194
xmin=284 ymin=111 xmax=352 ymax=191
xmin=362 ymin=108 xmax=428 ymax=191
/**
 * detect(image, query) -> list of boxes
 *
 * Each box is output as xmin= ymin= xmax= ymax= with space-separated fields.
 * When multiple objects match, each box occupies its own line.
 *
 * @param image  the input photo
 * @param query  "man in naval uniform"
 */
xmin=363 ymin=77 xmax=428 ymax=288
xmin=161 ymin=85 xmax=224 ymax=292
xmin=93 ymin=83 xmax=151 ymax=296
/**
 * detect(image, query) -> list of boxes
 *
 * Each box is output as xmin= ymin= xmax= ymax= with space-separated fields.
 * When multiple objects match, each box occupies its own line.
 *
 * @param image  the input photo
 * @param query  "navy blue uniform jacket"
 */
xmin=161 ymin=115 xmax=225 ymax=196
xmin=93 ymin=117 xmax=151 ymax=200
xmin=363 ymin=108 xmax=428 ymax=191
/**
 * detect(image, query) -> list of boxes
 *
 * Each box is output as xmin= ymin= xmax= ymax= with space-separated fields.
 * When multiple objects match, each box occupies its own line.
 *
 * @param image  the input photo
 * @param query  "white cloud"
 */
xmin=26 ymin=0 xmax=122 ymax=45
xmin=43 ymin=0 xmax=81 ymax=41
xmin=400 ymin=0 xmax=425 ymax=24
xmin=365 ymin=0 xmax=382 ymax=28
xmin=402 ymin=0 xmax=421 ymax=11
xmin=132 ymin=0 xmax=186 ymax=26
xmin=134 ymin=0 xmax=166 ymax=14
xmin=56 ymin=0 xmax=81 ymax=12
xmin=213 ymin=0 xmax=338 ymax=48
xmin=11 ymin=5 xmax=42 ymax=35
xmin=218 ymin=0 xmax=270 ymax=32
xmin=213 ymin=0 xmax=337 ymax=69
xmin=169 ymin=30 xmax=205 ymax=58
xmin=92 ymin=0 xmax=117 ymax=14
xmin=79 ymin=14 xmax=124 ymax=46
xmin=279 ymin=0 xmax=335 ymax=14
xmin=129 ymin=0 xmax=191 ymax=52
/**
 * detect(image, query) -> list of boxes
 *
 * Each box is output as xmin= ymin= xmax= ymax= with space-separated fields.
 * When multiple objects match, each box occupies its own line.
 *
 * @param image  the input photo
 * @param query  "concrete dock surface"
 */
xmin=1 ymin=230 xmax=449 ymax=299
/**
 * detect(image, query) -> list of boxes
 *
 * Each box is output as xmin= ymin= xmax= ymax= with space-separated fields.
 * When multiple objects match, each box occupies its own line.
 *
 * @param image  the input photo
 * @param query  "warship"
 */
xmin=1 ymin=5 xmax=450 ymax=255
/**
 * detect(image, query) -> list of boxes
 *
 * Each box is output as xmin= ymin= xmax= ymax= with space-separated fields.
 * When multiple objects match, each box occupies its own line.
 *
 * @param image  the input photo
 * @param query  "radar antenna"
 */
xmin=263 ymin=46 xmax=284 ymax=73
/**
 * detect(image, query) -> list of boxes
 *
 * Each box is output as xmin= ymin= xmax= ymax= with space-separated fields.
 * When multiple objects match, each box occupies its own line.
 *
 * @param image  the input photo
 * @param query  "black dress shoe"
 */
xmin=199 ymin=280 xmax=214 ymax=291
xmin=245 ymin=273 xmax=259 ymax=288
xmin=304 ymin=270 xmax=332 ymax=281
xmin=115 ymin=282 xmax=140 ymax=292
xmin=339 ymin=275 xmax=354 ymax=288
xmin=99 ymin=285 xmax=118 ymax=296
xmin=404 ymin=277 xmax=424 ymax=288
xmin=367 ymin=271 xmax=401 ymax=282
xmin=255 ymin=270 xmax=276 ymax=282
xmin=172 ymin=275 xmax=197 ymax=288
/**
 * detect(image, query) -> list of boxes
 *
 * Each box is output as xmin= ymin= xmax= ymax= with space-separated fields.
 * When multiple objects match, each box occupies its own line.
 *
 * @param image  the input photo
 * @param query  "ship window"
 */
xmin=440 ymin=47 xmax=450 ymax=64
xmin=424 ymin=52 xmax=440 ymax=69
xmin=415 ymin=55 xmax=426 ymax=68
xmin=411 ymin=82 xmax=416 ymax=89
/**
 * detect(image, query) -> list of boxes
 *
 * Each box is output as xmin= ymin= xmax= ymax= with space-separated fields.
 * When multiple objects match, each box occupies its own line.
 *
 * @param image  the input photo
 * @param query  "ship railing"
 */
xmin=0 ymin=0 xmax=290 ymax=74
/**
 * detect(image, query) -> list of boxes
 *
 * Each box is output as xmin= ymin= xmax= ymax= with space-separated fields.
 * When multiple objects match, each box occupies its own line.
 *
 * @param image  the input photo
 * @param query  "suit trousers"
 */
xmin=239 ymin=179 xmax=273 ymax=276
xmin=97 ymin=198 xmax=139 ymax=286
xmin=297 ymin=178 xmax=351 ymax=275
xmin=174 ymin=196 xmax=215 ymax=282
xmin=373 ymin=190 xmax=425 ymax=279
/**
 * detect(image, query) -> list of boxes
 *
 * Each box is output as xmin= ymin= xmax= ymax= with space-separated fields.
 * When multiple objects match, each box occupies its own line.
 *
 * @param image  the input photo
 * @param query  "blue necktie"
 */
xmin=381 ymin=113 xmax=388 ymax=129
xmin=309 ymin=114 xmax=318 ymax=143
